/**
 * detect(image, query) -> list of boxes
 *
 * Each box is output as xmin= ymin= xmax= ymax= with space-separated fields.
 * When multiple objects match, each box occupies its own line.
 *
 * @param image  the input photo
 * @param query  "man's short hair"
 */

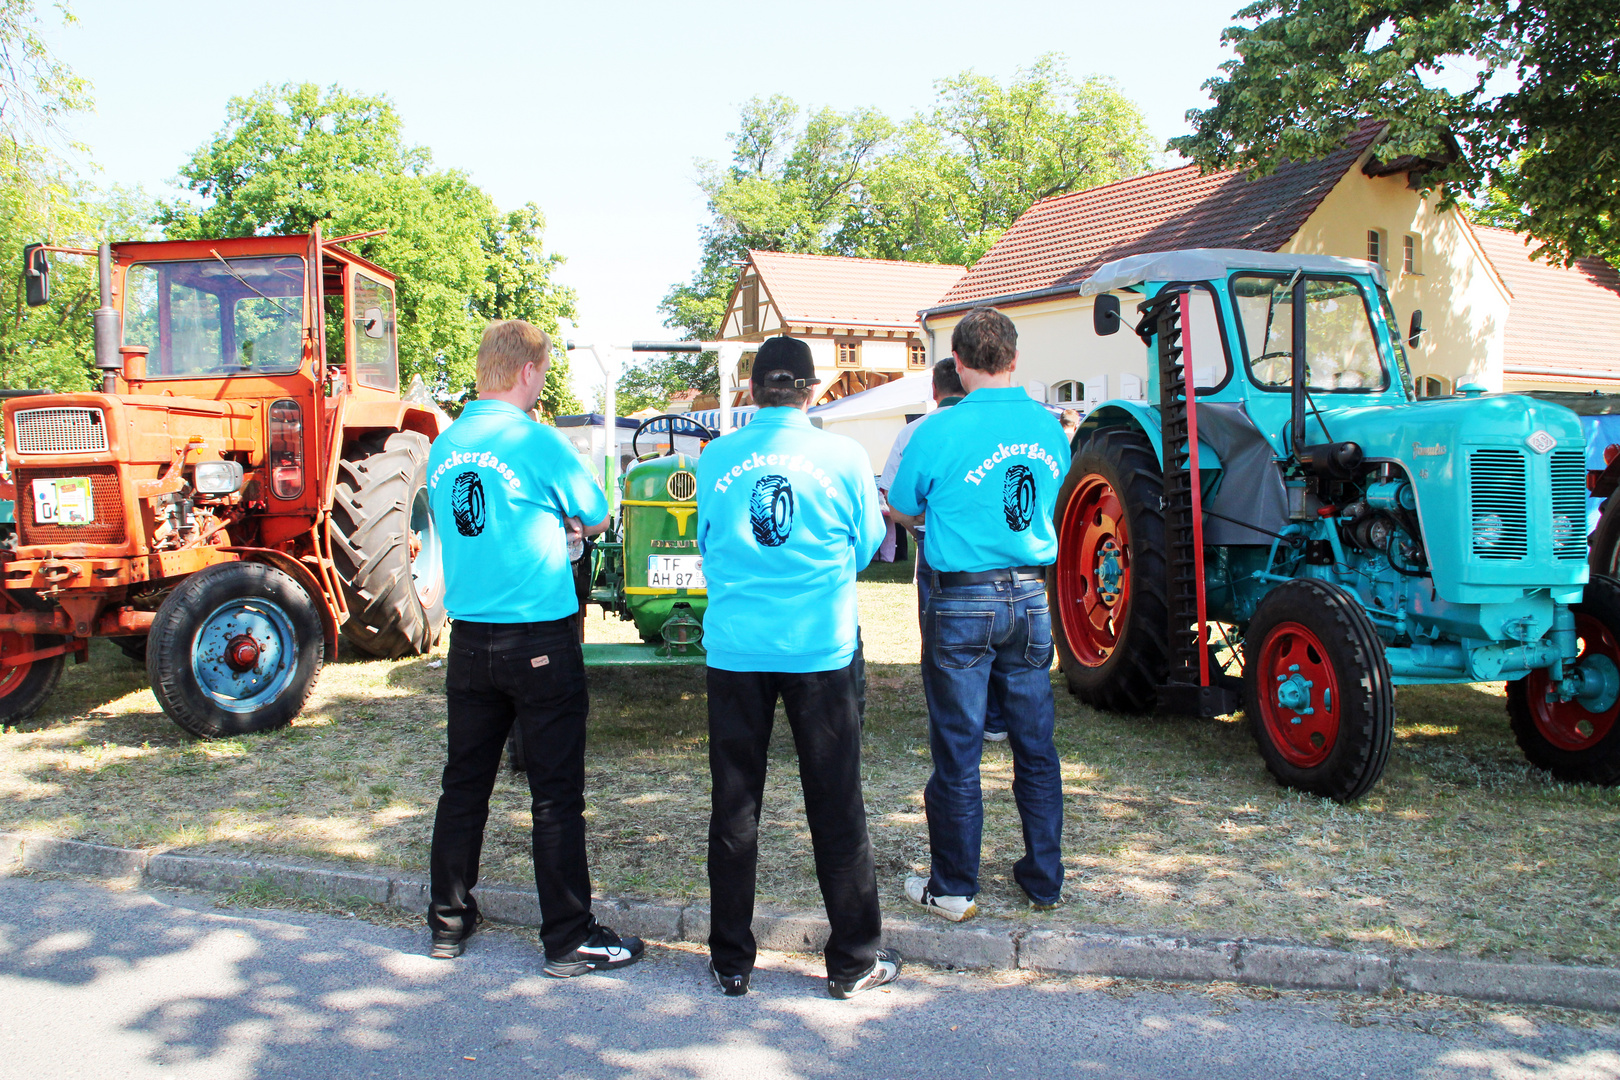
xmin=752 ymin=380 xmax=814 ymax=409
xmin=951 ymin=307 xmax=1017 ymax=374
xmin=932 ymin=357 xmax=965 ymax=397
xmin=476 ymin=320 xmax=551 ymax=394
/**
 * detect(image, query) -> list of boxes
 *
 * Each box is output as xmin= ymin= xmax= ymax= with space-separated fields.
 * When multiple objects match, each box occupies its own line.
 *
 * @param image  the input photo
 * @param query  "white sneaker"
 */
xmin=904 ymin=874 xmax=977 ymax=922
xmin=983 ymin=729 xmax=1009 ymax=743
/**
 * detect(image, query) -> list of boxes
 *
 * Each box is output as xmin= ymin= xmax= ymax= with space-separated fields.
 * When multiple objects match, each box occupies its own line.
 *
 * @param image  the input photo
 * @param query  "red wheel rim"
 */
xmin=1523 ymin=613 xmax=1620 ymax=751
xmin=1256 ymin=621 xmax=1342 ymax=769
xmin=1056 ymin=474 xmax=1131 ymax=667
xmin=0 ymin=630 xmax=33 ymax=698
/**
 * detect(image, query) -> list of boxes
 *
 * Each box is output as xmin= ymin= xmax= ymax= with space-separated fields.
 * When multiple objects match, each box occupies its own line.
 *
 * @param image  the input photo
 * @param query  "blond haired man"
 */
xmin=425 ymin=320 xmax=643 ymax=977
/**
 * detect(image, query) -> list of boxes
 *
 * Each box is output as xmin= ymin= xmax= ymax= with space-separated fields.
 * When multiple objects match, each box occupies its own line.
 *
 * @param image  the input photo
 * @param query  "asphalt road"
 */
xmin=1 ymin=876 xmax=1614 ymax=1080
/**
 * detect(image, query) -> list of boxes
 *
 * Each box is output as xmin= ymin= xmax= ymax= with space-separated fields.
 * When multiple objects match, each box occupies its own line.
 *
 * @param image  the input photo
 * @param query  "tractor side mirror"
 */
xmin=1408 ymin=309 xmax=1424 ymax=349
xmin=362 ymin=307 xmax=385 ymax=338
xmin=1093 ymin=294 xmax=1121 ymax=336
xmin=23 ymin=243 xmax=49 ymax=307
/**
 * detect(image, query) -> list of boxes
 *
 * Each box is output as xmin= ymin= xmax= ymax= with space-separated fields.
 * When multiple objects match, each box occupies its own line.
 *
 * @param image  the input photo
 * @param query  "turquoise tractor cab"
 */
xmin=1054 ymin=249 xmax=1619 ymax=800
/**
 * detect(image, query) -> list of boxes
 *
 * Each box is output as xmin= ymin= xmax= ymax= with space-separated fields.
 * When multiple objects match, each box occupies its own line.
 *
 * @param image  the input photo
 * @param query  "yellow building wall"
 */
xmin=1282 ymin=166 xmax=1512 ymax=393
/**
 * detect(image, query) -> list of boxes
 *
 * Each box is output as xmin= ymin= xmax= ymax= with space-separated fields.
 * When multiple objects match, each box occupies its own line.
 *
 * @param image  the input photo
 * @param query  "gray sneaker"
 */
xmin=828 ymin=949 xmax=902 ymax=999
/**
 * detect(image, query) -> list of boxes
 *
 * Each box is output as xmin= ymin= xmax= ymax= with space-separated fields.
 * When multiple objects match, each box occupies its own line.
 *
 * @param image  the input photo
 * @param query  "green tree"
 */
xmin=477 ymin=203 xmax=579 ymax=416
xmin=1171 ymin=0 xmax=1620 ymax=266
xmin=644 ymin=57 xmax=1154 ymax=407
xmin=159 ymin=83 xmax=576 ymax=408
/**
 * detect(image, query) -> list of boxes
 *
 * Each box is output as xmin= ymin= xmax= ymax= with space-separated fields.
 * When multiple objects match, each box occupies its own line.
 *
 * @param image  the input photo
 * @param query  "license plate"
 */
xmin=647 ymin=555 xmax=704 ymax=589
xmin=32 ymin=477 xmax=94 ymax=525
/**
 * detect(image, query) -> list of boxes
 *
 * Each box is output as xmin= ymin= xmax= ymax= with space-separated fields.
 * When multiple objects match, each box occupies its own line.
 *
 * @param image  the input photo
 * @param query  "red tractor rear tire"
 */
xmin=1049 ymin=425 xmax=1170 ymax=713
xmin=332 ymin=431 xmax=448 ymax=659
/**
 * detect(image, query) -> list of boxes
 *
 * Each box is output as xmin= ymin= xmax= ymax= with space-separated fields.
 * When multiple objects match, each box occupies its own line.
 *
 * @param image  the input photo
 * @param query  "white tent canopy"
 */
xmin=809 ymin=373 xmax=934 ymax=472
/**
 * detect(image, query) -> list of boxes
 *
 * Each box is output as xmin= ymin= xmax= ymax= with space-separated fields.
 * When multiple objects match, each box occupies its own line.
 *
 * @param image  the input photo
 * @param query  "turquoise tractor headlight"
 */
xmin=1474 ymin=512 xmax=1505 ymax=547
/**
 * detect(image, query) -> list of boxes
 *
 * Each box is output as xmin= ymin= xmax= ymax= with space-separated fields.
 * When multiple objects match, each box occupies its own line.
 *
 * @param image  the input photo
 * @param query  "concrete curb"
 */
xmin=3 ymin=832 xmax=1615 ymax=1012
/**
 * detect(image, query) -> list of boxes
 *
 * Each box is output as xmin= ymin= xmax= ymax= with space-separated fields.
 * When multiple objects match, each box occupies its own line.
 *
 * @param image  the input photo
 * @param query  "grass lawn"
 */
xmin=2 ymin=550 xmax=1617 ymax=965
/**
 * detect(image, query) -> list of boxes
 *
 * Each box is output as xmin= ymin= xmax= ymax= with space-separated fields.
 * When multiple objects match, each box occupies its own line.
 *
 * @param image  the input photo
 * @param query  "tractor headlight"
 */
xmin=193 ymin=460 xmax=245 ymax=495
xmin=1552 ymin=515 xmax=1576 ymax=545
xmin=1474 ymin=513 xmax=1505 ymax=546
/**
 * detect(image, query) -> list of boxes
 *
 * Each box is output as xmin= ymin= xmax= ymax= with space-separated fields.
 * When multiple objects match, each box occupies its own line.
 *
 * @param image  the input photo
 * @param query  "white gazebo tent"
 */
xmin=808 ymin=373 xmax=934 ymax=472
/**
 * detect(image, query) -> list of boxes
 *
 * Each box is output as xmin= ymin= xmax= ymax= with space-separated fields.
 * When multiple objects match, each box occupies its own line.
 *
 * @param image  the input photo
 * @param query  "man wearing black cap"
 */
xmin=694 ymin=335 xmax=899 ymax=1000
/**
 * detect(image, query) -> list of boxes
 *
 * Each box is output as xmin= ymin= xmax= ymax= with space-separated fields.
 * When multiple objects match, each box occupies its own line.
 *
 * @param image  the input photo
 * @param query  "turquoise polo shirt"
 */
xmin=695 ymin=407 xmax=885 ymax=672
xmin=427 ymin=399 xmax=608 ymax=623
xmin=887 ymin=386 xmax=1071 ymax=572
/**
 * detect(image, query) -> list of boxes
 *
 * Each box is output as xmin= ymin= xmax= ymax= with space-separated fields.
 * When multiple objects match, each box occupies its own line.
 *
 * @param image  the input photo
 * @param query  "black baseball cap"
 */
xmin=751 ymin=336 xmax=820 ymax=388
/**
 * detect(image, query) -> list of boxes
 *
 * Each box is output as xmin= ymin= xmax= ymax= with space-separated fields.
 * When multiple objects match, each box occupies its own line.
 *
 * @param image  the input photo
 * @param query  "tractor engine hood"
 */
xmin=1323 ymin=394 xmax=1588 ymax=603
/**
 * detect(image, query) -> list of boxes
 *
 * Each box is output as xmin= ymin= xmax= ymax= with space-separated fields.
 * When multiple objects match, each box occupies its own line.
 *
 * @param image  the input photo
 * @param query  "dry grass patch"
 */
xmin=2 ymin=554 xmax=1618 ymax=965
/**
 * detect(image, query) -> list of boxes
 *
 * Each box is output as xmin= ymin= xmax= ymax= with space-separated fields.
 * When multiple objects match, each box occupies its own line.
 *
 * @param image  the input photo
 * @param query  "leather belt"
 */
xmin=935 ymin=565 xmax=1046 ymax=587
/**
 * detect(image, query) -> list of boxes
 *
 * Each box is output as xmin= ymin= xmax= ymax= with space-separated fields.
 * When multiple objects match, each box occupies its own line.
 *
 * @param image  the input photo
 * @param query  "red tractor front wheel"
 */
xmin=0 ymin=626 xmax=65 ymax=726
xmin=1507 ymin=575 xmax=1620 ymax=786
xmin=1244 ymin=579 xmax=1394 ymax=802
xmin=1050 ymin=425 xmax=1169 ymax=713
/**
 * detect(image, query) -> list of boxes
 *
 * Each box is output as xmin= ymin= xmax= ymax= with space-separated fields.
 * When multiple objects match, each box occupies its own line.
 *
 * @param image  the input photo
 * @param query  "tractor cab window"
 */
xmin=352 ymin=272 xmax=398 ymax=391
xmin=124 ymin=256 xmax=305 ymax=378
xmin=1232 ymin=274 xmax=1387 ymax=393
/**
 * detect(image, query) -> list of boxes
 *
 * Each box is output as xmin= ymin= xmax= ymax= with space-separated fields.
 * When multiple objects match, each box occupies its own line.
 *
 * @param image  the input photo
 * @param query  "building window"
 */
xmin=908 ymin=340 xmax=927 ymax=369
xmin=1052 ymin=380 xmax=1083 ymax=404
xmin=1415 ymin=374 xmax=1449 ymax=398
xmin=1367 ymin=229 xmax=1386 ymax=267
xmin=1403 ymin=234 xmax=1421 ymax=274
xmin=836 ymin=339 xmax=861 ymax=367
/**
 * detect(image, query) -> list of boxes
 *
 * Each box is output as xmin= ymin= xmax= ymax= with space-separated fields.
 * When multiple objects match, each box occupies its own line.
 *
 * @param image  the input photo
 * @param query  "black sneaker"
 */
xmin=827 ymin=949 xmax=902 ymax=999
xmin=709 ymin=960 xmax=750 ymax=997
xmin=429 ymin=911 xmax=483 ymax=960
xmin=543 ymin=922 xmax=645 ymax=978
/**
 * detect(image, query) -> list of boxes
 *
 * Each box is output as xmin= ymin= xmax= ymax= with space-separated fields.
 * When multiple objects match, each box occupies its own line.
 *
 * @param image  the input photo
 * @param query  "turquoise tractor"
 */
xmin=1053 ymin=249 xmax=1619 ymax=801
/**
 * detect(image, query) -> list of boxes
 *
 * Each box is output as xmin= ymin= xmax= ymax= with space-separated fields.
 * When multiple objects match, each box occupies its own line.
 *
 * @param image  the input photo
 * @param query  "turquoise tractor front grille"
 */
xmin=1470 ymin=449 xmax=1529 ymax=561
xmin=1551 ymin=449 xmax=1587 ymax=562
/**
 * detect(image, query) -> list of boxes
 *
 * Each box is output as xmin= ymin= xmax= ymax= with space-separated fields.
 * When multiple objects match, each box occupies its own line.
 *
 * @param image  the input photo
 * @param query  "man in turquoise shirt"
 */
xmin=695 ymin=336 xmax=900 ymax=999
xmin=889 ymin=307 xmax=1071 ymax=923
xmin=425 ymin=319 xmax=642 ymax=978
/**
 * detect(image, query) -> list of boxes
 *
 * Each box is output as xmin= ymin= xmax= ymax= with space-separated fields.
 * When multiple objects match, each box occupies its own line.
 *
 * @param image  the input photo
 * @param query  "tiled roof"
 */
xmin=1473 ymin=225 xmax=1620 ymax=379
xmin=931 ymin=121 xmax=1386 ymax=311
xmin=749 ymin=250 xmax=965 ymax=330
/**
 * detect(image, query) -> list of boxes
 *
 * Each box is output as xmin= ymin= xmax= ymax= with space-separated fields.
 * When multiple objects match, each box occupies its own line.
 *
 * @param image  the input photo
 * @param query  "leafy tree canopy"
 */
xmin=635 ymin=55 xmax=1154 ymax=407
xmin=159 ymin=83 xmax=578 ymax=416
xmin=1170 ymin=0 xmax=1620 ymax=266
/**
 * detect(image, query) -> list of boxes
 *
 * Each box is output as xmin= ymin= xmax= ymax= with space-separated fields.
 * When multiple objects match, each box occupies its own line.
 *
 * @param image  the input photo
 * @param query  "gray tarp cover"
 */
xmin=1196 ymin=401 xmax=1288 ymax=546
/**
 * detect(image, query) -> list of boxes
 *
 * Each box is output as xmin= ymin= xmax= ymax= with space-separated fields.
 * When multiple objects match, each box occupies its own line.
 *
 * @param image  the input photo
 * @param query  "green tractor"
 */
xmin=1053 ymin=249 xmax=1620 ymax=801
xmin=580 ymin=412 xmax=714 ymax=665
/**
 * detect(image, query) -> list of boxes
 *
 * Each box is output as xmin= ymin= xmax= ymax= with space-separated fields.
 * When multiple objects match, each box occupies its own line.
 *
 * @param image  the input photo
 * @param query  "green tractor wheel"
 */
xmin=1507 ymin=574 xmax=1620 ymax=786
xmin=1244 ymin=579 xmax=1395 ymax=803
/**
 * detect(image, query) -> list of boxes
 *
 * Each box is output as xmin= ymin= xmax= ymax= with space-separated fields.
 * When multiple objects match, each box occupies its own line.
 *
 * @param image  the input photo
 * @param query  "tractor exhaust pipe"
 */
xmin=92 ymin=242 xmax=121 ymax=394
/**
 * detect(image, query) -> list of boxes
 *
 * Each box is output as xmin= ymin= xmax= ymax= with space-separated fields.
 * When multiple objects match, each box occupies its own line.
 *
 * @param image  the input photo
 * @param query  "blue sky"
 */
xmin=42 ymin=0 xmax=1238 ymax=403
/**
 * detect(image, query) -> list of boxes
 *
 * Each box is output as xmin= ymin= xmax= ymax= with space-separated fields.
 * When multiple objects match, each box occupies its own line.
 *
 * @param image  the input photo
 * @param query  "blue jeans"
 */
xmin=916 ymin=537 xmax=1005 ymax=735
xmin=920 ymin=576 xmax=1064 ymax=903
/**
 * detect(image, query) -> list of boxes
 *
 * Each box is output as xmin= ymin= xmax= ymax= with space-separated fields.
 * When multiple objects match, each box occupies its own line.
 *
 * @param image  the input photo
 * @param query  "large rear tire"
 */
xmin=1050 ymin=425 xmax=1169 ymax=713
xmin=0 ymin=627 xmax=65 ymax=725
xmin=332 ymin=431 xmax=447 ymax=659
xmin=1590 ymin=497 xmax=1620 ymax=580
xmin=1506 ymin=574 xmax=1620 ymax=786
xmin=1244 ymin=578 xmax=1395 ymax=802
xmin=147 ymin=561 xmax=324 ymax=739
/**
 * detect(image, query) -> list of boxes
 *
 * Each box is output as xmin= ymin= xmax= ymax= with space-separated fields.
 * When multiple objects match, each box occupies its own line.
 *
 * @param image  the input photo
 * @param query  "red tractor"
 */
xmin=0 ymin=228 xmax=446 ymax=736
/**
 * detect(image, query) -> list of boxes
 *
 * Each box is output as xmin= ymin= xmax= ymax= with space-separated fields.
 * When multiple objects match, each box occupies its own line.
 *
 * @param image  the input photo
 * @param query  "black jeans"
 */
xmin=706 ymin=657 xmax=880 ymax=982
xmin=430 ymin=618 xmax=593 ymax=958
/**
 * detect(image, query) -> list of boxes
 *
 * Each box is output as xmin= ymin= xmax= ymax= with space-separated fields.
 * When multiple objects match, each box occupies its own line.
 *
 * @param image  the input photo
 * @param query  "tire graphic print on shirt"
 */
xmin=1003 ymin=463 xmax=1036 ymax=532
xmin=450 ymin=471 xmax=487 ymax=537
xmin=749 ymin=474 xmax=794 ymax=547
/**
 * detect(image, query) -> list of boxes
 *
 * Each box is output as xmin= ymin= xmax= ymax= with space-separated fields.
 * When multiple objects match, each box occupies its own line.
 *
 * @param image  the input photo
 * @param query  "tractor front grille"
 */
xmin=666 ymin=470 xmax=696 ymax=501
xmin=14 ymin=465 xmax=126 ymax=546
xmin=1469 ymin=449 xmax=1528 ymax=561
xmin=1551 ymin=450 xmax=1588 ymax=561
xmin=11 ymin=408 xmax=108 ymax=454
